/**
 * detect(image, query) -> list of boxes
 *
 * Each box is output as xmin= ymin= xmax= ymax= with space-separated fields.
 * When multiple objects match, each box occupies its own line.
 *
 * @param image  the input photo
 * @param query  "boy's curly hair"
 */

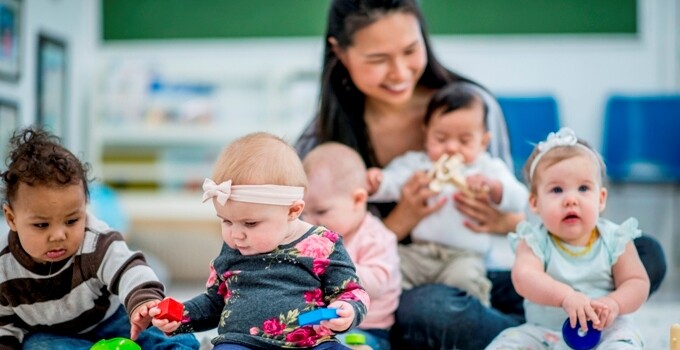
xmin=1 ymin=127 xmax=90 ymax=205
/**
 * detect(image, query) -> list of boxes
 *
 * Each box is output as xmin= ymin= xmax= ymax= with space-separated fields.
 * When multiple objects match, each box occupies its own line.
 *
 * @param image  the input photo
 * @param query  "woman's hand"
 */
xmin=383 ymin=171 xmax=445 ymax=241
xmin=454 ymin=191 xmax=524 ymax=235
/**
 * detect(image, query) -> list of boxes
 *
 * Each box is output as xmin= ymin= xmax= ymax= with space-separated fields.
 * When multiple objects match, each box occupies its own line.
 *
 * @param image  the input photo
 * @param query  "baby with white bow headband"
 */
xmin=149 ymin=132 xmax=369 ymax=350
xmin=486 ymin=127 xmax=649 ymax=349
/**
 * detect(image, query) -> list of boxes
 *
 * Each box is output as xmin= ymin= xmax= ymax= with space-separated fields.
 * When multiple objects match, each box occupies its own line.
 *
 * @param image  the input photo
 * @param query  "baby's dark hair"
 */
xmin=1 ymin=127 xmax=90 ymax=205
xmin=424 ymin=83 xmax=488 ymax=129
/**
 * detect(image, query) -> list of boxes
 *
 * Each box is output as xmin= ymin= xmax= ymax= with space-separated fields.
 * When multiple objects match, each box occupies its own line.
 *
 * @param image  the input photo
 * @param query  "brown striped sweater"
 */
xmin=0 ymin=215 xmax=164 ymax=349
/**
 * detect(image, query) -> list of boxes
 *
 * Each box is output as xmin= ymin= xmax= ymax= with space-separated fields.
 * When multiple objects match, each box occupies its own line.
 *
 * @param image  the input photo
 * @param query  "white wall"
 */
xmin=433 ymin=0 xmax=680 ymax=148
xmin=0 ymin=0 xmax=95 ymax=153
xmin=94 ymin=0 xmax=680 ymax=152
xmin=1 ymin=1 xmax=678 ymax=157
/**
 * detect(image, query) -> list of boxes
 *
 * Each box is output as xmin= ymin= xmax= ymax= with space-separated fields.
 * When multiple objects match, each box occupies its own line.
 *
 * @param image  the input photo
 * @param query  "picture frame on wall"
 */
xmin=36 ymin=33 xmax=68 ymax=139
xmin=0 ymin=0 xmax=20 ymax=82
xmin=0 ymin=99 xmax=18 ymax=160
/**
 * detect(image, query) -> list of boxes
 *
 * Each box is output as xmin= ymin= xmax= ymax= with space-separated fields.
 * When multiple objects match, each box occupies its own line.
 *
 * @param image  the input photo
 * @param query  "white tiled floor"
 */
xmin=641 ymin=269 xmax=680 ymax=349
xmin=168 ymin=269 xmax=680 ymax=350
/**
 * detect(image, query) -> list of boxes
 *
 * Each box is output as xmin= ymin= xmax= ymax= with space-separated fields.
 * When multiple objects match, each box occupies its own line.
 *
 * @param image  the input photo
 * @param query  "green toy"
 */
xmin=90 ymin=337 xmax=141 ymax=350
xmin=345 ymin=333 xmax=366 ymax=345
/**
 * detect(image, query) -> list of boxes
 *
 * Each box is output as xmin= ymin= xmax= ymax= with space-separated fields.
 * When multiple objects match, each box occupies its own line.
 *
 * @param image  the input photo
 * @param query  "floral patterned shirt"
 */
xmin=174 ymin=226 xmax=369 ymax=349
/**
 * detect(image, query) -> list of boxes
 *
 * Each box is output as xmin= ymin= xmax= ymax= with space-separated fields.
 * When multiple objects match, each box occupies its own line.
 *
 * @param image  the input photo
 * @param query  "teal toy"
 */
xmin=298 ymin=308 xmax=339 ymax=326
xmin=90 ymin=337 xmax=141 ymax=350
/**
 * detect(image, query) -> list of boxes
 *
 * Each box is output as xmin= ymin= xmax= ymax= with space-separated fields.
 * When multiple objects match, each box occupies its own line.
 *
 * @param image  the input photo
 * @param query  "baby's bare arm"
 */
xmin=608 ymin=242 xmax=650 ymax=314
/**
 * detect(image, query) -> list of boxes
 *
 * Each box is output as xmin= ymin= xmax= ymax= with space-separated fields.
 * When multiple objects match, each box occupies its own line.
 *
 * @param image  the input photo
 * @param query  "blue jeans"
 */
xmin=391 ymin=234 xmax=666 ymax=350
xmin=213 ymin=341 xmax=350 ymax=349
xmin=22 ymin=304 xmax=200 ymax=350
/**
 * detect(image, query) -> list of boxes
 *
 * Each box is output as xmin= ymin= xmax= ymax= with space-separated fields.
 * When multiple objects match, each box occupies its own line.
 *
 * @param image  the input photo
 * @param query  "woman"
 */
xmin=296 ymin=1 xmax=666 ymax=348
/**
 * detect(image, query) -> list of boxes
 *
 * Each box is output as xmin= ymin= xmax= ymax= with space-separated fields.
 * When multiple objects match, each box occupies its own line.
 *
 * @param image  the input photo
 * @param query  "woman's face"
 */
xmin=335 ymin=11 xmax=427 ymax=106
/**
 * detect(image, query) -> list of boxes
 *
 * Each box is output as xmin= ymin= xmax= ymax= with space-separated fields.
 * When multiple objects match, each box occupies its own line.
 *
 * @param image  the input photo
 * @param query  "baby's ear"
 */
xmin=481 ymin=131 xmax=491 ymax=149
xmin=599 ymin=187 xmax=608 ymax=213
xmin=288 ymin=200 xmax=305 ymax=221
xmin=2 ymin=204 xmax=16 ymax=231
xmin=528 ymin=193 xmax=539 ymax=214
xmin=352 ymin=188 xmax=368 ymax=207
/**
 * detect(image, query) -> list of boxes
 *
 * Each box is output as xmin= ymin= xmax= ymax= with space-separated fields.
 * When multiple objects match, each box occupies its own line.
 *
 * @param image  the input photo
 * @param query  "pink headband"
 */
xmin=202 ymin=178 xmax=304 ymax=206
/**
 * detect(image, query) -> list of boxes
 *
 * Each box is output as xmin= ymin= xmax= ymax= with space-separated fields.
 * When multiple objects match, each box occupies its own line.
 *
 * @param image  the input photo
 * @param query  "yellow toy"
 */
xmin=671 ymin=324 xmax=680 ymax=350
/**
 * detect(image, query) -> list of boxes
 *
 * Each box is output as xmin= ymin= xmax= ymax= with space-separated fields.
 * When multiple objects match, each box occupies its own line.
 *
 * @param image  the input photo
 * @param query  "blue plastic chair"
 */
xmin=497 ymin=95 xmax=561 ymax=179
xmin=89 ymin=183 xmax=130 ymax=233
xmin=601 ymin=95 xmax=680 ymax=183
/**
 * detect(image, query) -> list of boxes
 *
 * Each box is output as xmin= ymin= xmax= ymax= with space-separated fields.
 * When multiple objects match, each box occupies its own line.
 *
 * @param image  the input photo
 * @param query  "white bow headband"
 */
xmin=528 ymin=127 xmax=594 ymax=180
xmin=202 ymin=178 xmax=304 ymax=206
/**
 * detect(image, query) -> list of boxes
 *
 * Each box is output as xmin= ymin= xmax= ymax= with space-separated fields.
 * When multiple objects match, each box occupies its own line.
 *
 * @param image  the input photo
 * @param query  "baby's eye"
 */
xmin=33 ymin=223 xmax=49 ymax=229
xmin=244 ymin=222 xmax=258 ymax=228
xmin=66 ymin=218 xmax=80 ymax=225
xmin=221 ymin=219 xmax=233 ymax=226
xmin=578 ymin=185 xmax=590 ymax=192
xmin=550 ymin=186 xmax=563 ymax=194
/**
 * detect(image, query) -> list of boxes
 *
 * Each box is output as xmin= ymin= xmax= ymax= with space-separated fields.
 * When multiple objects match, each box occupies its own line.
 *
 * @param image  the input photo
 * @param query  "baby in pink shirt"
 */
xmin=303 ymin=142 xmax=402 ymax=350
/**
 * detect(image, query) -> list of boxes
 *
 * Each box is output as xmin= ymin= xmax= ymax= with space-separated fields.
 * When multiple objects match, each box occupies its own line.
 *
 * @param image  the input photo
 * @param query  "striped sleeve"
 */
xmin=85 ymin=229 xmax=165 ymax=316
xmin=0 ymin=236 xmax=24 ymax=348
xmin=0 ymin=306 xmax=23 ymax=349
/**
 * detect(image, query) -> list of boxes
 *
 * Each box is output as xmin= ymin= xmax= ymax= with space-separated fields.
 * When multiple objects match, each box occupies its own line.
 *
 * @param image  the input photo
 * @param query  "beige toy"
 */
xmin=672 ymin=324 xmax=680 ymax=350
xmin=428 ymin=154 xmax=473 ymax=196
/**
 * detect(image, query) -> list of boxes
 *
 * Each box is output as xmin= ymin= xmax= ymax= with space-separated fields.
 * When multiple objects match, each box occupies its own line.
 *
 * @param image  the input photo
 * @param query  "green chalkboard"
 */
xmin=102 ymin=0 xmax=636 ymax=41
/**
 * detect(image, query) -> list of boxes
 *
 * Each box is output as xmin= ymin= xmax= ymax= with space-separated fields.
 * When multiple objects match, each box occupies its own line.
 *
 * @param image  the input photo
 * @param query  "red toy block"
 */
xmin=155 ymin=297 xmax=184 ymax=322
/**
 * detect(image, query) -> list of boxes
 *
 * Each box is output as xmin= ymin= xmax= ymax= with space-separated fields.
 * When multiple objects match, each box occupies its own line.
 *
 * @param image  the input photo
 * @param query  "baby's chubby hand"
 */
xmin=591 ymin=296 xmax=620 ymax=330
xmin=320 ymin=301 xmax=355 ymax=333
xmin=130 ymin=299 xmax=162 ymax=340
xmin=149 ymin=304 xmax=182 ymax=334
xmin=366 ymin=167 xmax=383 ymax=195
xmin=561 ymin=291 xmax=599 ymax=332
xmin=466 ymin=174 xmax=502 ymax=204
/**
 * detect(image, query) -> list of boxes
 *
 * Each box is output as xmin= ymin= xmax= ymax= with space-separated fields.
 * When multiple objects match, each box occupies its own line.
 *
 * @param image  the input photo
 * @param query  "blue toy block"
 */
xmin=298 ymin=308 xmax=339 ymax=326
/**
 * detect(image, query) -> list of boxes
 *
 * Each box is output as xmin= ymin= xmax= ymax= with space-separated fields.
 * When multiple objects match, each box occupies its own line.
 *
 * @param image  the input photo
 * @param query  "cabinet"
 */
xmin=91 ymin=54 xmax=319 ymax=191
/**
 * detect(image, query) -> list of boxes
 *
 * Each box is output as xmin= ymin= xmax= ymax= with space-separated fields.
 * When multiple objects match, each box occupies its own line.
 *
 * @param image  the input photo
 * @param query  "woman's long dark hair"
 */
xmin=314 ymin=0 xmax=471 ymax=167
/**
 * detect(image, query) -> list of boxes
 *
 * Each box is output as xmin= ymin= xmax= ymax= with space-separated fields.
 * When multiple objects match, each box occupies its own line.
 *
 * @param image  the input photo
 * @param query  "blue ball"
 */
xmin=562 ymin=318 xmax=601 ymax=350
